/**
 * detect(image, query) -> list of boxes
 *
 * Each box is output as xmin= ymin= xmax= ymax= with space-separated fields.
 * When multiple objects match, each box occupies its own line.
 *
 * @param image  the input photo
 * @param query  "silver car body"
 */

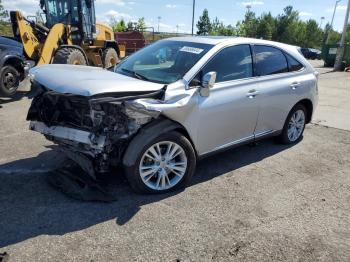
xmin=29 ymin=37 xmax=318 ymax=164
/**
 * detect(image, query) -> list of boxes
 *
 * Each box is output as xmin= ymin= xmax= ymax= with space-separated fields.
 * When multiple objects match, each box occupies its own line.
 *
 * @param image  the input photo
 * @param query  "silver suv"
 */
xmin=28 ymin=37 xmax=318 ymax=194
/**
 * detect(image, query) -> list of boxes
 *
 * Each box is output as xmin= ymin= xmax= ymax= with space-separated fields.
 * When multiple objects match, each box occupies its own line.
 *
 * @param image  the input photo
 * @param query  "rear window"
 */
xmin=286 ymin=53 xmax=304 ymax=72
xmin=254 ymin=45 xmax=288 ymax=76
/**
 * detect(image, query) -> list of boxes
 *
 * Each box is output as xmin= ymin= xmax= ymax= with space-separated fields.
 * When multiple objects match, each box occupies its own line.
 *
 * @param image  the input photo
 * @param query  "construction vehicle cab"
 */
xmin=10 ymin=0 xmax=125 ymax=68
xmin=41 ymin=0 xmax=96 ymax=43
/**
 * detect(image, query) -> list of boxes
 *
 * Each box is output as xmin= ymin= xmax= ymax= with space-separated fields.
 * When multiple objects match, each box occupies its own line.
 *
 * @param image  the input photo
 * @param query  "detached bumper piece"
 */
xmin=47 ymin=161 xmax=118 ymax=202
xmin=29 ymin=120 xmax=108 ymax=177
xmin=0 ymin=252 xmax=9 ymax=262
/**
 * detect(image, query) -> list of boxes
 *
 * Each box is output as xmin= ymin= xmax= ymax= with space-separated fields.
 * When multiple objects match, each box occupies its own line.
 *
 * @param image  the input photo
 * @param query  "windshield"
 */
xmin=115 ymin=40 xmax=213 ymax=84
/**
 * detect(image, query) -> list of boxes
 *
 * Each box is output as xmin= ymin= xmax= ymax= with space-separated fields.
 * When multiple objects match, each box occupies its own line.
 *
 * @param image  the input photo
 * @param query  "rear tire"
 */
xmin=0 ymin=65 xmax=20 ymax=96
xmin=278 ymin=104 xmax=307 ymax=144
xmin=53 ymin=48 xmax=87 ymax=65
xmin=102 ymin=48 xmax=119 ymax=68
xmin=124 ymin=131 xmax=196 ymax=194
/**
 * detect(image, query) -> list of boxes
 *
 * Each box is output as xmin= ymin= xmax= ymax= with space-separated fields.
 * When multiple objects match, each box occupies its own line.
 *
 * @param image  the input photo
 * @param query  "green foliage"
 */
xmin=136 ymin=17 xmax=146 ymax=31
xmin=197 ymin=9 xmax=211 ymax=35
xmin=243 ymin=10 xmax=258 ymax=38
xmin=256 ymin=13 xmax=274 ymax=40
xmin=110 ymin=18 xmax=126 ymax=32
xmin=0 ymin=0 xmax=12 ymax=37
xmin=127 ymin=21 xmax=134 ymax=30
xmin=346 ymin=25 xmax=350 ymax=44
xmin=209 ymin=17 xmax=236 ymax=36
xmin=110 ymin=17 xmax=146 ymax=32
xmin=0 ymin=0 xmax=8 ymax=20
xmin=273 ymin=6 xmax=299 ymax=44
xmin=0 ymin=21 xmax=12 ymax=36
xmin=303 ymin=19 xmax=324 ymax=47
xmin=196 ymin=5 xmax=347 ymax=48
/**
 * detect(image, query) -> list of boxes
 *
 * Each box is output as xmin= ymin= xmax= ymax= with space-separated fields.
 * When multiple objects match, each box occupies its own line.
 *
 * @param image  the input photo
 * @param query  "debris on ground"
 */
xmin=0 ymin=252 xmax=9 ymax=262
xmin=47 ymin=162 xmax=118 ymax=202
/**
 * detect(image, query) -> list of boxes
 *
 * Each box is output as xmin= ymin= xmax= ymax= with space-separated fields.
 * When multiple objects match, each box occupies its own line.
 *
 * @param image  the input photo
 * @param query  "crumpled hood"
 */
xmin=30 ymin=64 xmax=164 ymax=96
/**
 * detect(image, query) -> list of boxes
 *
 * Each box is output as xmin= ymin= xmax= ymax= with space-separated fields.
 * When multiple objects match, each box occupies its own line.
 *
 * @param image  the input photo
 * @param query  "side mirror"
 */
xmin=200 ymin=71 xmax=216 ymax=97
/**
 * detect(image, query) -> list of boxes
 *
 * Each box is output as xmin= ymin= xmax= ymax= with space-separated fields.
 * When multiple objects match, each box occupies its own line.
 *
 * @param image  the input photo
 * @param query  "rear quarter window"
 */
xmin=285 ymin=53 xmax=304 ymax=72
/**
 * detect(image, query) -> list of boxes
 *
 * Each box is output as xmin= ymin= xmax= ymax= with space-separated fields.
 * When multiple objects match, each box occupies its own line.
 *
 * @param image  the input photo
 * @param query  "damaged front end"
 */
xmin=27 ymin=81 xmax=165 ymax=178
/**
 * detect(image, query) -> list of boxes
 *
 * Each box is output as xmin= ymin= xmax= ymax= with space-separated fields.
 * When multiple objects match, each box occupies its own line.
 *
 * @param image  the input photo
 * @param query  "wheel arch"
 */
xmin=295 ymin=98 xmax=313 ymax=123
xmin=2 ymin=56 xmax=25 ymax=79
xmin=122 ymin=117 xmax=197 ymax=167
xmin=104 ymin=41 xmax=120 ymax=56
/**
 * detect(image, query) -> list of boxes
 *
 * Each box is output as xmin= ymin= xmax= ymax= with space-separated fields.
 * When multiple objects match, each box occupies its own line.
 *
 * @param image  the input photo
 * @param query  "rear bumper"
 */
xmin=29 ymin=121 xmax=106 ymax=150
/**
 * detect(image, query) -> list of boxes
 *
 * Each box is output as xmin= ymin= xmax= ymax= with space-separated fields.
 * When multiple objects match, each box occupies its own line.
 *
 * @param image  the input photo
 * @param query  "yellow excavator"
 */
xmin=10 ymin=0 xmax=125 ymax=68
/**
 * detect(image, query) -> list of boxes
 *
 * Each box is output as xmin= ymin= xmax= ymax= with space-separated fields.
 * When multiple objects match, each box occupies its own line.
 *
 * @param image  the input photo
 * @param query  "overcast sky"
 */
xmin=2 ymin=0 xmax=348 ymax=33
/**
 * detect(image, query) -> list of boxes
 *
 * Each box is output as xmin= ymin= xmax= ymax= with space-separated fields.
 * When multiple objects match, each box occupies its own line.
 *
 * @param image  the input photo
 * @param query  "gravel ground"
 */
xmin=0 ymin=66 xmax=349 ymax=261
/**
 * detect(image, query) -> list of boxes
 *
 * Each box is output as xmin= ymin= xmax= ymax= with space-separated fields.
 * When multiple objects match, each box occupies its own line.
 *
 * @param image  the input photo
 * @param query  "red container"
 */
xmin=115 ymin=31 xmax=146 ymax=55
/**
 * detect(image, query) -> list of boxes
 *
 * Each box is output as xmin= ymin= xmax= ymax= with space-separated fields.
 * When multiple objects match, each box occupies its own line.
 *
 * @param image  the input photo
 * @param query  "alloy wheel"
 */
xmin=139 ymin=141 xmax=188 ymax=191
xmin=287 ymin=109 xmax=305 ymax=142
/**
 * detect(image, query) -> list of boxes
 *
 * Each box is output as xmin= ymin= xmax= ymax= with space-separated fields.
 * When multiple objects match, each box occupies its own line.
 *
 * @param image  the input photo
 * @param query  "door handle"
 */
xmin=290 ymin=82 xmax=301 ymax=89
xmin=247 ymin=89 xmax=259 ymax=98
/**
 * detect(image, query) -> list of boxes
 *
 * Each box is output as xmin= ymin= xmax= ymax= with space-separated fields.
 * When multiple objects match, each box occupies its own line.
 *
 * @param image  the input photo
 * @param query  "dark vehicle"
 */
xmin=0 ymin=36 xmax=29 ymax=96
xmin=299 ymin=48 xmax=321 ymax=60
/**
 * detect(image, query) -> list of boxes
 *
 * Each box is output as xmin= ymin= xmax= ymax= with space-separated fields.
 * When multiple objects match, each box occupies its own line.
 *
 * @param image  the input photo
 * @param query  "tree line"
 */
xmin=110 ymin=17 xmax=147 ymax=33
xmin=197 ymin=6 xmax=350 ymax=49
xmin=0 ymin=0 xmax=12 ymax=36
xmin=1 ymin=0 xmax=349 ymax=49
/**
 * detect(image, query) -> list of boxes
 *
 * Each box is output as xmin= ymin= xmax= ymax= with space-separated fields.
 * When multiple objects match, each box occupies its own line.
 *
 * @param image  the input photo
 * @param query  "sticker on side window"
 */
xmin=180 ymin=46 xmax=204 ymax=54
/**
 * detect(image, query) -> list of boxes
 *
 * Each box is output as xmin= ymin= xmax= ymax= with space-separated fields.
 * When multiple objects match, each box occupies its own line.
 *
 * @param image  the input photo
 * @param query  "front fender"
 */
xmin=122 ymin=119 xmax=183 ymax=167
xmin=0 ymin=54 xmax=25 ymax=68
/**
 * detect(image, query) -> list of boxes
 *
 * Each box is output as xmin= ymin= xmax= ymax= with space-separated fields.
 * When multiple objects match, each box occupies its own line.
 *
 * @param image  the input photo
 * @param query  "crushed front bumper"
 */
xmin=29 ymin=121 xmax=106 ymax=150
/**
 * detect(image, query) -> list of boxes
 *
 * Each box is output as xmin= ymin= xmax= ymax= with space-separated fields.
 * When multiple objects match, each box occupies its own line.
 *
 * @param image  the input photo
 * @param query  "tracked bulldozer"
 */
xmin=10 ymin=0 xmax=125 ymax=68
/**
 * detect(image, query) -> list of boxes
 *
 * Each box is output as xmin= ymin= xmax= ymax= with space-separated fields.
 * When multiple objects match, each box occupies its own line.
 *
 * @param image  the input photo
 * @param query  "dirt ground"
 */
xmin=0 ymin=62 xmax=349 ymax=261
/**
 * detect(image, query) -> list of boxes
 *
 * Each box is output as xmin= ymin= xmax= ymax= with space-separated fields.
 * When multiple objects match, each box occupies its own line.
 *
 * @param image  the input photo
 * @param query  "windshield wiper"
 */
xmin=121 ymin=68 xmax=150 ymax=81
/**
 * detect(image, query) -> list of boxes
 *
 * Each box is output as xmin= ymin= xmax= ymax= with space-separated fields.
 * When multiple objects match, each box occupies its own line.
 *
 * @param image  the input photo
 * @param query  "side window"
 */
xmin=254 ymin=45 xmax=288 ymax=76
xmin=286 ymin=53 xmax=304 ymax=72
xmin=202 ymin=45 xmax=253 ymax=83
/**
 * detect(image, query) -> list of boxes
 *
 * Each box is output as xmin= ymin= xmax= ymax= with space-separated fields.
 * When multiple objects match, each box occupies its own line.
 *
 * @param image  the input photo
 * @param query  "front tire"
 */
xmin=53 ymin=48 xmax=87 ymax=65
xmin=102 ymin=48 xmax=119 ymax=68
xmin=279 ymin=104 xmax=307 ymax=144
xmin=0 ymin=65 xmax=20 ymax=96
xmin=124 ymin=131 xmax=196 ymax=194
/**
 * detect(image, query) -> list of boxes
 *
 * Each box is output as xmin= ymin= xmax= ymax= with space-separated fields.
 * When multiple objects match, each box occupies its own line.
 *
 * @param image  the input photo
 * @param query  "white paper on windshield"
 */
xmin=180 ymin=46 xmax=204 ymax=54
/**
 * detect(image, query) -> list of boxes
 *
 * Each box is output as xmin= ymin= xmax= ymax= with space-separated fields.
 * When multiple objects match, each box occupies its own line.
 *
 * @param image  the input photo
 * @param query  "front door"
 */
xmin=195 ymin=44 xmax=260 ymax=155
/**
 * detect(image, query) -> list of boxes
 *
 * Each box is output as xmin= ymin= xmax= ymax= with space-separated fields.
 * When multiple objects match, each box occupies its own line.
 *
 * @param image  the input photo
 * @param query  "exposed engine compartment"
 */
xmin=27 ymin=81 xmax=165 ymax=177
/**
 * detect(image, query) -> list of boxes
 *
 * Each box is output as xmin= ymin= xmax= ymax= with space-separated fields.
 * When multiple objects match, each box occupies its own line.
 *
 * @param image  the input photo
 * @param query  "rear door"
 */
xmin=252 ymin=45 xmax=306 ymax=136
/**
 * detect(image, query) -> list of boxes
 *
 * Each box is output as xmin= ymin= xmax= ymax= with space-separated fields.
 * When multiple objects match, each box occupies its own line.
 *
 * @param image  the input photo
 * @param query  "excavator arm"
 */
xmin=10 ymin=11 xmax=72 ymax=65
xmin=37 ymin=23 xmax=71 ymax=65
xmin=10 ymin=11 xmax=41 ymax=61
